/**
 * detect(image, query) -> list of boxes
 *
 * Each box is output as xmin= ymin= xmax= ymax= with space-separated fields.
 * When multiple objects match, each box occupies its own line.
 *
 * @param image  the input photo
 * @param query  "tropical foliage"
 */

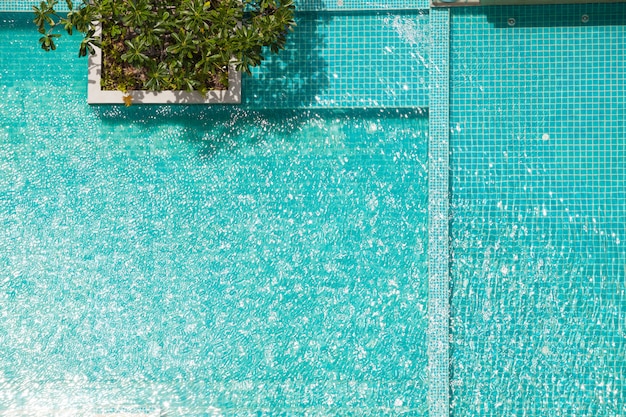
xmin=33 ymin=0 xmax=295 ymax=92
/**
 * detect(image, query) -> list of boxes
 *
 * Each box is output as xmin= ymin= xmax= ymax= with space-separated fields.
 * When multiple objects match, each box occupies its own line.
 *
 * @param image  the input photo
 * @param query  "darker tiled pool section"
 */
xmin=244 ymin=11 xmax=429 ymax=109
xmin=1 ymin=3 xmax=430 ymax=110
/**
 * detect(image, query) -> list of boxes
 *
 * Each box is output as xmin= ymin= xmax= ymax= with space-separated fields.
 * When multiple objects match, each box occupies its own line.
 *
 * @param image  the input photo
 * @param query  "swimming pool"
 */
xmin=1 ymin=9 xmax=429 ymax=416
xmin=1 ymin=1 xmax=625 ymax=416
xmin=449 ymin=5 xmax=625 ymax=416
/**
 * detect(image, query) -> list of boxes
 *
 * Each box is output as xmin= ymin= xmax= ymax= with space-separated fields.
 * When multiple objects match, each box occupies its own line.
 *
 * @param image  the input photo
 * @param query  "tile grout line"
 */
xmin=427 ymin=6 xmax=450 ymax=417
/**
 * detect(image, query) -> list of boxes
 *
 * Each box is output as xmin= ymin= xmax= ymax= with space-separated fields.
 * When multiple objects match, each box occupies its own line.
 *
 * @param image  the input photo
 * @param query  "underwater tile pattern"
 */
xmin=0 ymin=12 xmax=429 ymax=416
xmin=2 ymin=0 xmax=429 ymax=12
xmin=449 ymin=4 xmax=626 ymax=416
xmin=2 ymin=2 xmax=431 ymax=110
xmin=1 ymin=0 xmax=69 ymax=11
xmin=295 ymin=0 xmax=429 ymax=11
xmin=428 ymin=7 xmax=450 ymax=417
xmin=244 ymin=11 xmax=430 ymax=109
xmin=11 ymin=1 xmax=626 ymax=417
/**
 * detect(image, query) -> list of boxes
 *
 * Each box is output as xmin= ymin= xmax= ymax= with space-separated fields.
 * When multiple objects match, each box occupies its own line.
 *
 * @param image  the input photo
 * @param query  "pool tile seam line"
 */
xmin=427 ymin=6 xmax=451 ymax=417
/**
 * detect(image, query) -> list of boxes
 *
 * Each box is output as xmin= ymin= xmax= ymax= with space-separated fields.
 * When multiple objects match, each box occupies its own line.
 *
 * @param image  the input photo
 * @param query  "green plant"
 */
xmin=33 ymin=0 xmax=295 ymax=92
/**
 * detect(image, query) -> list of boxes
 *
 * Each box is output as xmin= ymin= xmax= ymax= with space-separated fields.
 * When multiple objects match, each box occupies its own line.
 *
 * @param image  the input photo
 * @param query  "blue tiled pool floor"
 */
xmin=1 ymin=2 xmax=625 ymax=416
xmin=0 ymin=14 xmax=429 ymax=415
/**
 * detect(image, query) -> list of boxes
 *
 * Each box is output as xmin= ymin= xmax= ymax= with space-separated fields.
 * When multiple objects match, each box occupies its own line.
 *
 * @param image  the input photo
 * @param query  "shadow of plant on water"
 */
xmin=90 ymin=105 xmax=426 ymax=161
xmin=88 ymin=1 xmax=429 ymax=159
xmin=90 ymin=2 xmax=333 ymax=155
xmin=241 ymin=8 xmax=331 ymax=109
xmin=91 ymin=0 xmax=330 ymax=110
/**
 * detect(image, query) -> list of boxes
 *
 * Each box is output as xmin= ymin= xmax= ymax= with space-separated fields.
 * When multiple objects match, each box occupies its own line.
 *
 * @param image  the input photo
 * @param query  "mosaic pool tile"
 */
xmin=245 ymin=11 xmax=430 ymax=109
xmin=428 ymin=8 xmax=450 ymax=417
xmin=449 ymin=4 xmax=626 ymax=416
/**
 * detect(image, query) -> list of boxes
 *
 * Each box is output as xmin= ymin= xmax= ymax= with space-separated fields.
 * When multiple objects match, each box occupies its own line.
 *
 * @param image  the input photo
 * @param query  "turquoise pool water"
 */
xmin=450 ymin=4 xmax=625 ymax=416
xmin=1 ymin=1 xmax=626 ymax=416
xmin=0 ymin=11 xmax=429 ymax=416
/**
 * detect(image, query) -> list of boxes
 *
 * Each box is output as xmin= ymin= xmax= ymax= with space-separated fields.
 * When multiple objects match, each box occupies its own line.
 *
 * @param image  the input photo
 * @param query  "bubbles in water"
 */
xmin=366 ymin=122 xmax=378 ymax=134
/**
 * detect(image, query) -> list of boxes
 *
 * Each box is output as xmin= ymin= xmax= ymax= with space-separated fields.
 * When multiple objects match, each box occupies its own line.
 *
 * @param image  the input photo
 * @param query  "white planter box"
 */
xmin=87 ymin=44 xmax=241 ymax=105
